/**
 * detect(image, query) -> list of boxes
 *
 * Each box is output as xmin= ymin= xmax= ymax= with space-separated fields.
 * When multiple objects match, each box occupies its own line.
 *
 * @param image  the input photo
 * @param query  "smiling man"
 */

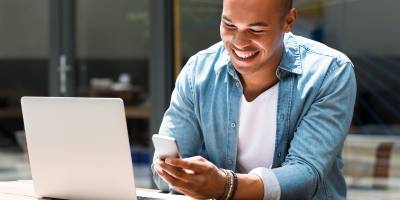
xmin=152 ymin=0 xmax=357 ymax=199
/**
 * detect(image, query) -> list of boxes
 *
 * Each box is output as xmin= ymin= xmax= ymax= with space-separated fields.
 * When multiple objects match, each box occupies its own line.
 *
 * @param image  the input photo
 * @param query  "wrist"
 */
xmin=217 ymin=168 xmax=228 ymax=199
xmin=218 ymin=169 xmax=237 ymax=200
xmin=234 ymin=174 xmax=264 ymax=200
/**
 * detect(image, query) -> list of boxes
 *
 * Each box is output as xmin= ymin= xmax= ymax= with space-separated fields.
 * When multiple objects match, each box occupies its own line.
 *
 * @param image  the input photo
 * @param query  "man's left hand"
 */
xmin=154 ymin=156 xmax=226 ymax=199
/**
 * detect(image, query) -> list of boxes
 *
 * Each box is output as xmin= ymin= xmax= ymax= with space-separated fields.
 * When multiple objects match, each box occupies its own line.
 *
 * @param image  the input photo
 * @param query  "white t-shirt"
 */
xmin=237 ymin=83 xmax=279 ymax=173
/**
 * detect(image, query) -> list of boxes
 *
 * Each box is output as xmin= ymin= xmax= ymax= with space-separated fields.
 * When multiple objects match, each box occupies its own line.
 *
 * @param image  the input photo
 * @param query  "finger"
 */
xmin=170 ymin=187 xmax=191 ymax=197
xmin=154 ymin=163 xmax=164 ymax=175
xmin=158 ymin=168 xmax=188 ymax=189
xmin=159 ymin=162 xmax=192 ymax=182
xmin=174 ymin=187 xmax=193 ymax=197
xmin=156 ymin=158 xmax=165 ymax=163
xmin=165 ymin=158 xmax=205 ymax=173
xmin=188 ymin=156 xmax=206 ymax=161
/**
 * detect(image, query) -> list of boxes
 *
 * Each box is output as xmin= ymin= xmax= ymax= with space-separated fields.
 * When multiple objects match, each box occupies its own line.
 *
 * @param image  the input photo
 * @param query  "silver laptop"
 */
xmin=21 ymin=97 xmax=153 ymax=200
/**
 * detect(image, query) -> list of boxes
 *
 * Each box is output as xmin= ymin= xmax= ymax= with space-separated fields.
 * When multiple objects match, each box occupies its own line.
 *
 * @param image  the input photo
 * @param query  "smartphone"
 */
xmin=152 ymin=134 xmax=181 ymax=159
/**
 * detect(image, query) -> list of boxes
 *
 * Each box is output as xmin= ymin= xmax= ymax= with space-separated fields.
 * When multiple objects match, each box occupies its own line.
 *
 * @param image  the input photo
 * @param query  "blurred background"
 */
xmin=0 ymin=0 xmax=398 ymax=199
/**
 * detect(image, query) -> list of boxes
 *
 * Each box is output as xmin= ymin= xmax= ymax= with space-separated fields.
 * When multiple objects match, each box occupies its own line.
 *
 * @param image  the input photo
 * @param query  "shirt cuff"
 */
xmin=249 ymin=167 xmax=281 ymax=200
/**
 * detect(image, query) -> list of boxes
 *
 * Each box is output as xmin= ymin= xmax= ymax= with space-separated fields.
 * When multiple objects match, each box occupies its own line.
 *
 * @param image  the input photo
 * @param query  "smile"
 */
xmin=232 ymin=48 xmax=259 ymax=60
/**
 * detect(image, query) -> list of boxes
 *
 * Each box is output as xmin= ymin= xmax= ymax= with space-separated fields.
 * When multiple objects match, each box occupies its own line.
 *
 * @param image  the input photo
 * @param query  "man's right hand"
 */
xmin=154 ymin=156 xmax=227 ymax=199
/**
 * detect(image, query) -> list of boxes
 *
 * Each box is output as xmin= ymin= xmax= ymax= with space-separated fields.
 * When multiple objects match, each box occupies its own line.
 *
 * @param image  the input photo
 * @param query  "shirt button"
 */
xmin=235 ymin=81 xmax=240 ymax=88
xmin=227 ymin=159 xmax=233 ymax=166
xmin=278 ymin=153 xmax=282 ymax=158
xmin=230 ymin=122 xmax=236 ymax=128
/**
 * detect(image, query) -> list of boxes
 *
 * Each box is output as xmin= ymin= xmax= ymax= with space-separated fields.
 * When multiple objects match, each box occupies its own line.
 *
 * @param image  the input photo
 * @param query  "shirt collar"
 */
xmin=215 ymin=46 xmax=231 ymax=72
xmin=277 ymin=32 xmax=302 ymax=77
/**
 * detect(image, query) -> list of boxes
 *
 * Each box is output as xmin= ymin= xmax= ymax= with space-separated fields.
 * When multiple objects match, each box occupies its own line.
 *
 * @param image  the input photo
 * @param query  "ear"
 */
xmin=284 ymin=8 xmax=297 ymax=33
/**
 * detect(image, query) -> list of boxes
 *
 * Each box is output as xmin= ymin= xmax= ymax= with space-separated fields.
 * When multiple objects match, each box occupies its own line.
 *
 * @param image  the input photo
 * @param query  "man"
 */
xmin=152 ymin=0 xmax=356 ymax=199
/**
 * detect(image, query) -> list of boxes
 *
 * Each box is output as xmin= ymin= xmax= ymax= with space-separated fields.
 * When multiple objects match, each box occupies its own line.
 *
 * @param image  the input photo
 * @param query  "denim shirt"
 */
xmin=152 ymin=32 xmax=357 ymax=200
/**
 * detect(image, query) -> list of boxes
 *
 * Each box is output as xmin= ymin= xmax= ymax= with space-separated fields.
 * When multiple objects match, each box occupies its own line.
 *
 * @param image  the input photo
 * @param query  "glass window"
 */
xmin=293 ymin=0 xmax=400 ymax=196
xmin=181 ymin=0 xmax=222 ymax=59
xmin=76 ymin=0 xmax=151 ymax=188
xmin=0 ymin=0 xmax=49 ymax=181
xmin=294 ymin=0 xmax=400 ymax=134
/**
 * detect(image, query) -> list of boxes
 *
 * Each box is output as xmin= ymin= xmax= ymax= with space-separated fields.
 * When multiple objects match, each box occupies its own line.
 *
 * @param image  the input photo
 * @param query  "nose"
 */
xmin=232 ymin=31 xmax=251 ymax=50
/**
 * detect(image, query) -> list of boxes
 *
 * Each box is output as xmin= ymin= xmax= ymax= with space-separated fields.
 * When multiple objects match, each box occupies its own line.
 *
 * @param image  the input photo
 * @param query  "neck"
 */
xmin=240 ymin=45 xmax=283 ymax=102
xmin=241 ymin=72 xmax=279 ymax=102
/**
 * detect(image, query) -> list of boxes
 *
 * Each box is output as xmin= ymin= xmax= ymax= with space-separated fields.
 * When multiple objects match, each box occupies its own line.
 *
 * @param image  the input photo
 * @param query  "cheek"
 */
xmin=254 ymin=38 xmax=272 ymax=52
xmin=219 ymin=26 xmax=225 ymax=40
xmin=255 ymin=34 xmax=282 ymax=52
xmin=220 ymin=28 xmax=232 ymax=42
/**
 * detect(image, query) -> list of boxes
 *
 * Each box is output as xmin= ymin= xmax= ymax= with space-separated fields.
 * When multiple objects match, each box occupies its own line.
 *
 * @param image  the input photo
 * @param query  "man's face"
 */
xmin=220 ymin=0 xmax=294 ymax=76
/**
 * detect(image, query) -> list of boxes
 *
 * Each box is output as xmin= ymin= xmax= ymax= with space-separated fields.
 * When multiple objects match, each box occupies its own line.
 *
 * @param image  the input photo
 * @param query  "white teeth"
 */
xmin=233 ymin=49 xmax=257 ymax=59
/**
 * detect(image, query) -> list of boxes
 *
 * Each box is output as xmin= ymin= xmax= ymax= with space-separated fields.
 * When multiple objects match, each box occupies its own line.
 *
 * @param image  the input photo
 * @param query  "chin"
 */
xmin=232 ymin=64 xmax=259 ymax=76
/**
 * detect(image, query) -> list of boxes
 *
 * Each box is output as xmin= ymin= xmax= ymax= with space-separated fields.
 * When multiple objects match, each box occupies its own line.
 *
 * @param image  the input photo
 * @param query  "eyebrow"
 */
xmin=222 ymin=15 xmax=270 ymax=27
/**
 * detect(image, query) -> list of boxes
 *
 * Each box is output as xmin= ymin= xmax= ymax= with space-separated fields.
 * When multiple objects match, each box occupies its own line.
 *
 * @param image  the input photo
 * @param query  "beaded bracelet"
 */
xmin=226 ymin=171 xmax=234 ymax=200
xmin=218 ymin=169 xmax=233 ymax=200
xmin=230 ymin=171 xmax=238 ymax=199
xmin=218 ymin=169 xmax=237 ymax=200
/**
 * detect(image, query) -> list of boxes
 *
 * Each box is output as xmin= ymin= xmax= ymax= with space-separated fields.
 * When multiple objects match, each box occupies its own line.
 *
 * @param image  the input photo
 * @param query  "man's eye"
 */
xmin=224 ymin=23 xmax=236 ymax=30
xmin=251 ymin=29 xmax=265 ymax=33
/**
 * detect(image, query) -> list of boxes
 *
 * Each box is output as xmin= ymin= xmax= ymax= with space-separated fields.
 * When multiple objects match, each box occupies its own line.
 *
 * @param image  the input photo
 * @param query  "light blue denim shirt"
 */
xmin=152 ymin=32 xmax=357 ymax=200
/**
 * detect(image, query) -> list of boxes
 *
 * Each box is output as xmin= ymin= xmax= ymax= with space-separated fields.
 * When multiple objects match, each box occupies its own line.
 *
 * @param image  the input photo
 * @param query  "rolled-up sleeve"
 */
xmin=250 ymin=167 xmax=281 ymax=200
